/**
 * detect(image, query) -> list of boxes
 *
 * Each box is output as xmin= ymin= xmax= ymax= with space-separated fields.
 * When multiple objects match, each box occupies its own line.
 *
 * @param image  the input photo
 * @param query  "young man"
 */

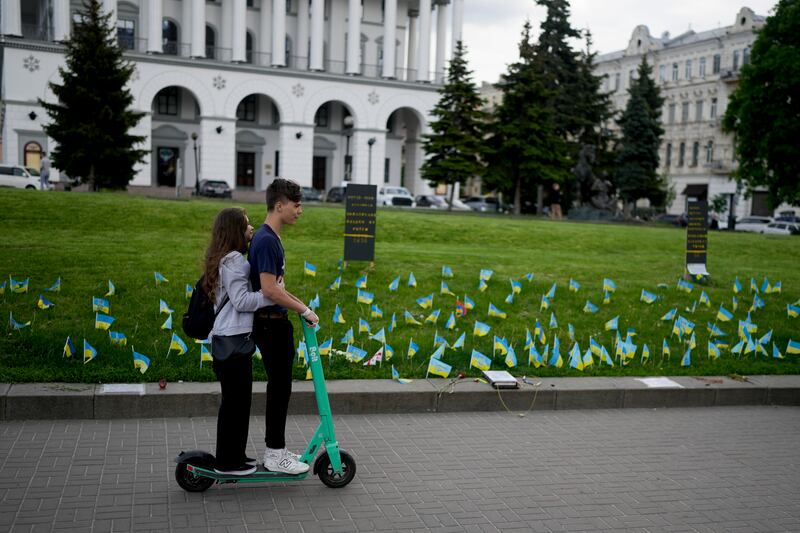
xmin=39 ymin=152 xmax=51 ymax=190
xmin=249 ymin=178 xmax=320 ymax=474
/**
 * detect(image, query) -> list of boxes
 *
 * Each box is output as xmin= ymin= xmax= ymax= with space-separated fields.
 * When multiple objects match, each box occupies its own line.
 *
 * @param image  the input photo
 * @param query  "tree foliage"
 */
xmin=421 ymin=41 xmax=487 ymax=209
xmin=723 ymin=0 xmax=800 ymax=207
xmin=40 ymin=0 xmax=146 ymax=190
xmin=614 ymin=57 xmax=666 ymax=208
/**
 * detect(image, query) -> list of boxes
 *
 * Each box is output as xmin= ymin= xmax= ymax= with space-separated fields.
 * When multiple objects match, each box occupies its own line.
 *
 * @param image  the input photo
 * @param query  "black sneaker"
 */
xmin=214 ymin=463 xmax=257 ymax=476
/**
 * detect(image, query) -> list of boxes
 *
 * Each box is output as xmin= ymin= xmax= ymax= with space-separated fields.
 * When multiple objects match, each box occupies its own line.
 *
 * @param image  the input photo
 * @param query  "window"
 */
xmin=23 ymin=142 xmax=43 ymax=169
xmin=713 ymin=54 xmax=721 ymax=74
xmin=668 ymin=104 xmax=676 ymax=124
xmin=743 ymin=47 xmax=751 ymax=66
xmin=275 ymin=151 xmax=280 ymax=178
xmin=162 ymin=19 xmax=178 ymax=55
xmin=681 ymin=101 xmax=690 ymax=123
xmin=699 ymin=57 xmax=706 ymax=77
xmin=286 ymin=0 xmax=292 ymax=13
xmin=117 ymin=18 xmax=135 ymax=50
xmin=665 ymin=143 xmax=672 ymax=166
xmin=705 ymin=141 xmax=714 ymax=163
xmin=672 ymin=63 xmax=679 ymax=81
xmin=271 ymin=103 xmax=281 ymax=125
xmin=614 ymin=73 xmax=620 ymax=91
xmin=314 ymin=104 xmax=329 ymax=128
xmin=206 ymin=25 xmax=216 ymax=58
xmin=629 ymin=69 xmax=635 ymax=85
xmin=710 ymin=97 xmax=718 ymax=119
xmin=246 ymin=31 xmax=253 ymax=63
xmin=285 ymin=36 xmax=292 ymax=67
xmin=691 ymin=142 xmax=699 ymax=167
xmin=384 ymin=158 xmax=390 ymax=183
xmin=156 ymin=87 xmax=179 ymax=115
xmin=733 ymin=50 xmax=740 ymax=70
xmin=659 ymin=64 xmax=666 ymax=83
xmin=678 ymin=142 xmax=685 ymax=166
xmin=695 ymin=100 xmax=704 ymax=122
xmin=685 ymin=59 xmax=692 ymax=79
xmin=237 ymin=95 xmax=257 ymax=121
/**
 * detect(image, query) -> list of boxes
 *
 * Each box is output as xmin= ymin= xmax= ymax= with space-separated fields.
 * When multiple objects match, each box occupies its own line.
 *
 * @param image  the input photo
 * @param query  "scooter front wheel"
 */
xmin=175 ymin=463 xmax=215 ymax=492
xmin=315 ymin=450 xmax=356 ymax=488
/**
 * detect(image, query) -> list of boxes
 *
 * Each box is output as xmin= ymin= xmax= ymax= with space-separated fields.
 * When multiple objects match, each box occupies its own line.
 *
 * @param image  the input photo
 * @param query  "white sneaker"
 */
xmin=262 ymin=447 xmax=310 ymax=474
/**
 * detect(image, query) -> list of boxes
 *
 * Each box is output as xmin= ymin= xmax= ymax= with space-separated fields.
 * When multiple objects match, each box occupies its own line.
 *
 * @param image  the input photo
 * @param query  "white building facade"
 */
xmin=595 ymin=6 xmax=793 ymax=218
xmin=1 ymin=0 xmax=465 ymax=194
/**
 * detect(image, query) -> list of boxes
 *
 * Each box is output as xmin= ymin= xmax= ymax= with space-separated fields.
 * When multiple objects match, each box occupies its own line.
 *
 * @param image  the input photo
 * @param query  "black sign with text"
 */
xmin=344 ymin=184 xmax=377 ymax=262
xmin=686 ymin=200 xmax=708 ymax=266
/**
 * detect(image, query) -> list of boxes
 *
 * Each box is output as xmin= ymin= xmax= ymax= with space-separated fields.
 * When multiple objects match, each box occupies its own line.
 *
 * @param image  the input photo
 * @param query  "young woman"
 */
xmin=204 ymin=207 xmax=272 ymax=476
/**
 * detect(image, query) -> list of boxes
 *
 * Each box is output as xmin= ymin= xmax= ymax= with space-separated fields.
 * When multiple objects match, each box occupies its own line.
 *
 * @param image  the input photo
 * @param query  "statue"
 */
xmin=568 ymin=144 xmax=618 ymax=220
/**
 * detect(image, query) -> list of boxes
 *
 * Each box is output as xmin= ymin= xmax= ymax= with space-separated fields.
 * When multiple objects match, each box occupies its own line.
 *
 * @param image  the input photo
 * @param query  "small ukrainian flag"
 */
xmin=37 ymin=295 xmax=55 ymax=309
xmin=404 ymin=310 xmax=422 ymax=325
xmin=105 ymin=280 xmax=116 ymax=297
xmin=407 ymin=272 xmax=417 ymax=287
xmin=304 ymin=261 xmax=317 ymax=276
xmin=407 ymin=338 xmax=419 ymax=358
xmin=154 ymin=272 xmax=169 ymax=285
xmin=604 ymin=316 xmax=619 ymax=331
xmin=473 ymin=320 xmax=491 ymax=337
xmin=425 ymin=309 xmax=441 ymax=324
xmin=45 ymin=277 xmax=61 ymax=292
xmin=488 ymin=303 xmax=506 ymax=319
xmin=442 ymin=265 xmax=454 ymax=278
xmin=95 ymin=313 xmax=115 ymax=330
xmin=356 ymin=289 xmax=374 ymax=305
xmin=133 ymin=349 xmax=151 ymax=373
xmin=160 ymin=314 xmax=173 ymax=330
xmin=83 ymin=340 xmax=97 ymax=364
xmin=416 ymin=294 xmax=434 ymax=309
xmin=169 ymin=333 xmax=188 ymax=355
xmin=185 ymin=284 xmax=194 ymax=299
xmin=92 ymin=297 xmax=110 ymax=313
xmin=159 ymin=299 xmax=173 ymax=314
xmin=63 ymin=336 xmax=76 ymax=358
xmin=109 ymin=331 xmax=127 ymax=346
xmin=388 ymin=276 xmax=400 ymax=291
xmin=332 ymin=304 xmax=346 ymax=324
xmin=355 ymin=274 xmax=368 ymax=289
xmin=427 ymin=357 xmax=452 ymax=378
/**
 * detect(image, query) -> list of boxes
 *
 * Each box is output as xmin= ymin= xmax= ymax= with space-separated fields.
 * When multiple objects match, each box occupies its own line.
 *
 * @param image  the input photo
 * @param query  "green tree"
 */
xmin=723 ymin=0 xmax=800 ymax=207
xmin=40 ymin=0 xmax=146 ymax=190
xmin=484 ymin=21 xmax=570 ymax=214
xmin=614 ymin=57 xmax=665 ymax=213
xmin=420 ymin=41 xmax=487 ymax=209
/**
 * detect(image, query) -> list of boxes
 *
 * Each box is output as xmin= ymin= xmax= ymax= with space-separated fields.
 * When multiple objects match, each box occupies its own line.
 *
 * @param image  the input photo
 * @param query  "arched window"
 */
xmin=162 ymin=19 xmax=179 ymax=55
xmin=691 ymin=141 xmax=700 ymax=167
xmin=205 ymin=25 xmax=216 ymax=59
xmin=678 ymin=142 xmax=685 ymax=167
xmin=705 ymin=141 xmax=714 ymax=164
xmin=24 ymin=142 xmax=43 ymax=170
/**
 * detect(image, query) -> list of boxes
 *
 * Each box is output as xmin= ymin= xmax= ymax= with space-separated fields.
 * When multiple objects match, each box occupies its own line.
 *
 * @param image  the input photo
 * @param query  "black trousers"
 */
xmin=212 ymin=353 xmax=253 ymax=468
xmin=253 ymin=316 xmax=295 ymax=449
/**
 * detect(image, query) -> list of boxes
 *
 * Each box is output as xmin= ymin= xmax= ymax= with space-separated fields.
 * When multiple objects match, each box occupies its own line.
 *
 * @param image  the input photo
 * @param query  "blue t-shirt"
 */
xmin=248 ymin=224 xmax=285 ymax=312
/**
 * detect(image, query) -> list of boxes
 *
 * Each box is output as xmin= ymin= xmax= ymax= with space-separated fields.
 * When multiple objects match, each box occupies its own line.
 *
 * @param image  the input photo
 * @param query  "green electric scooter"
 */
xmin=174 ymin=316 xmax=356 ymax=491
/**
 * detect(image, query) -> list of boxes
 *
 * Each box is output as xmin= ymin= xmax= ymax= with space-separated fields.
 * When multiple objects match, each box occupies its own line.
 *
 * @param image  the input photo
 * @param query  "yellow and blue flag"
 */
xmin=529 ymin=344 xmax=542 ymax=367
xmin=95 ymin=313 xmax=115 ymax=330
xmin=109 ymin=331 xmax=127 ymax=346
xmin=493 ymin=335 xmax=508 ymax=355
xmin=707 ymin=341 xmax=720 ymax=360
xmin=504 ymin=292 xmax=514 ymax=304
xmin=407 ymin=338 xmax=419 ymax=358
xmin=44 ymin=277 xmax=61 ymax=292
xmin=540 ymin=295 xmax=550 ymax=311
xmin=385 ymin=343 xmax=395 ymax=361
xmin=479 ymin=269 xmax=493 ymax=281
xmin=369 ymin=327 xmax=386 ymax=343
xmin=505 ymin=344 xmax=517 ymax=368
xmin=471 ymin=349 xmax=492 ymax=371
xmin=309 ymin=293 xmax=320 ymax=310
xmin=434 ymin=332 xmax=448 ymax=349
xmin=442 ymin=265 xmax=454 ymax=278
xmin=408 ymin=272 xmax=417 ymax=287
xmin=328 ymin=275 xmax=341 ymax=291
xmin=253 ymin=346 xmax=262 ymax=360
xmin=603 ymin=278 xmax=616 ymax=292
xmin=169 ymin=332 xmax=188 ymax=355
xmin=356 ymin=275 xmax=368 ymax=289
xmin=185 ymin=284 xmax=194 ymax=299
xmin=510 ymin=279 xmax=522 ymax=294
xmin=524 ymin=272 xmax=534 ymax=282
xmin=769 ymin=281 xmax=782 ymax=294
xmin=773 ymin=343 xmax=783 ymax=359
xmin=160 ymin=314 xmax=173 ymax=330
xmin=568 ymin=343 xmax=582 ymax=370
xmin=681 ymin=347 xmax=691 ymax=367
xmin=304 ymin=261 xmax=317 ymax=276
xmin=200 ymin=344 xmax=212 ymax=365
xmin=37 ymin=295 xmax=55 ymax=309
xmin=416 ymin=294 xmax=434 ymax=309
xmin=340 ymin=327 xmax=354 ymax=344
xmin=159 ymin=299 xmax=173 ymax=314
xmin=590 ymin=337 xmax=603 ymax=356
xmin=464 ymin=295 xmax=475 ymax=311
xmin=388 ymin=276 xmax=400 ymax=291
xmin=133 ymin=350 xmax=151 ymax=373
xmin=640 ymin=290 xmax=657 ymax=304
xmin=451 ymin=332 xmax=466 ymax=350
xmin=479 ymin=279 xmax=488 ymax=292
xmin=345 ymin=344 xmax=368 ymax=363
xmin=370 ymin=304 xmax=383 ymax=319
xmin=733 ymin=277 xmax=742 ymax=294
xmin=10 ymin=277 xmax=29 ymax=293
xmin=425 ymin=309 xmax=441 ymax=324
xmin=444 ymin=312 xmax=456 ymax=330
xmin=106 ymin=280 xmax=116 ymax=297
xmin=732 ymin=296 xmax=739 ymax=312
xmin=389 ymin=312 xmax=397 ymax=332
xmin=699 ymin=291 xmax=711 ymax=307
xmin=0 ymin=280 xmax=5 ymax=294
xmin=676 ymin=278 xmax=693 ymax=293
xmin=473 ymin=320 xmax=490 ymax=337
xmin=600 ymin=345 xmax=613 ymax=366
xmin=603 ymin=290 xmax=611 ymax=304
xmin=154 ymin=272 xmax=169 ymax=285
xmin=404 ymin=310 xmax=422 ymax=325
xmin=488 ymin=303 xmax=506 ymax=319
xmin=83 ymin=339 xmax=97 ymax=364
xmin=549 ymin=312 xmax=558 ymax=329
xmin=545 ymin=282 xmax=557 ymax=299
xmin=604 ymin=316 xmax=619 ymax=331
xmin=788 ymin=304 xmax=800 ymax=319
xmin=569 ymin=279 xmax=580 ymax=292
xmin=548 ymin=336 xmax=563 ymax=367
xmin=333 ymin=304 xmax=346 ymax=324
xmin=92 ymin=297 xmax=110 ymax=313
xmin=391 ymin=365 xmax=411 ymax=384
xmin=717 ymin=305 xmax=734 ymax=322
xmin=357 ymin=289 xmax=374 ymax=304
xmin=441 ymin=281 xmax=455 ymax=296
xmin=582 ymin=348 xmax=594 ymax=368
xmin=319 ymin=338 xmax=333 ymax=356
xmin=63 ymin=336 xmax=76 ymax=358
xmin=427 ymin=357 xmax=452 ymax=378
xmin=431 ymin=344 xmax=446 ymax=360
xmin=568 ymin=323 xmax=575 ymax=342
xmin=358 ymin=317 xmax=371 ymax=334
xmin=641 ymin=344 xmax=650 ymax=363
xmin=760 ymin=277 xmax=771 ymax=293
xmin=583 ymin=300 xmax=598 ymax=314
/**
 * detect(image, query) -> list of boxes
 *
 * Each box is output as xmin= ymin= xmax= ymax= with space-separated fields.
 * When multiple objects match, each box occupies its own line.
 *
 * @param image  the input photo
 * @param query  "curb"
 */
xmin=2 ymin=375 xmax=799 ymax=420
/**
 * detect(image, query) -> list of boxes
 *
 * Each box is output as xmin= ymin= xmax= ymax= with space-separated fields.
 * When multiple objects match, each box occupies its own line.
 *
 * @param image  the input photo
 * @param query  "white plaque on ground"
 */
xmin=634 ymin=377 xmax=683 ymax=388
xmin=100 ymin=383 xmax=146 ymax=395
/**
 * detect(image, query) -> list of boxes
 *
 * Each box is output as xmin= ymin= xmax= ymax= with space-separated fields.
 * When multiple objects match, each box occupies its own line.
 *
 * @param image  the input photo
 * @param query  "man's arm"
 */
xmin=260 ymin=272 xmax=319 ymax=324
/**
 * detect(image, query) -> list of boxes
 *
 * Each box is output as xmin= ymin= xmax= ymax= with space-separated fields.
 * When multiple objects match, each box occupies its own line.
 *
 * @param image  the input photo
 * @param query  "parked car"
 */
xmin=653 ymin=213 xmax=688 ymax=227
xmin=0 ymin=164 xmax=52 ymax=190
xmin=447 ymin=197 xmax=473 ymax=211
xmin=761 ymin=222 xmax=800 ymax=235
xmin=325 ymin=186 xmax=346 ymax=203
xmin=463 ymin=196 xmax=509 ymax=213
xmin=197 ymin=179 xmax=232 ymax=198
xmin=735 ymin=216 xmax=773 ymax=233
xmin=378 ymin=186 xmax=415 ymax=207
xmin=301 ymin=186 xmax=322 ymax=202
xmin=415 ymin=195 xmax=448 ymax=209
xmin=775 ymin=213 xmax=800 ymax=224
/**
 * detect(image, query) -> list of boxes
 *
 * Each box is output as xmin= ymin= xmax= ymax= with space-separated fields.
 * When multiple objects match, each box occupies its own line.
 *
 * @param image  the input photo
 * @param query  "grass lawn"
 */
xmin=1 ymin=188 xmax=798 ymax=383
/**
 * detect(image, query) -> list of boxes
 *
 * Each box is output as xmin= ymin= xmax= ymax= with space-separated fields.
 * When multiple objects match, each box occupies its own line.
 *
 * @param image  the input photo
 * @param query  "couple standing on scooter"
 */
xmin=203 ymin=178 xmax=320 ymax=476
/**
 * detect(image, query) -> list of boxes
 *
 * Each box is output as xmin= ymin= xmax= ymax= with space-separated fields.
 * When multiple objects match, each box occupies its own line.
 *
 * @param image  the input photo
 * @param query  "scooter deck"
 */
xmin=186 ymin=463 xmax=310 ymax=483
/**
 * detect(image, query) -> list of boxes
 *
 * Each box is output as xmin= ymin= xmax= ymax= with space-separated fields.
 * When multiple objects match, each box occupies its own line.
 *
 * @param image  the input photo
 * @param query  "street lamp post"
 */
xmin=343 ymin=115 xmax=354 ymax=182
xmin=367 ymin=137 xmax=376 ymax=185
xmin=191 ymin=132 xmax=199 ymax=196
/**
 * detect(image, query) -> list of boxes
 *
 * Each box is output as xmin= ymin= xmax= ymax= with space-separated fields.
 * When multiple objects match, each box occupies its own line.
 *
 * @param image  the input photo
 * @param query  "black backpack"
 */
xmin=182 ymin=276 xmax=229 ymax=340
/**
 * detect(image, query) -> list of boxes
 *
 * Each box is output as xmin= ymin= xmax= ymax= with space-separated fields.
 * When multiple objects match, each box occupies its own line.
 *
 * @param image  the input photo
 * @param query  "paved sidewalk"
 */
xmin=1 ymin=406 xmax=799 ymax=532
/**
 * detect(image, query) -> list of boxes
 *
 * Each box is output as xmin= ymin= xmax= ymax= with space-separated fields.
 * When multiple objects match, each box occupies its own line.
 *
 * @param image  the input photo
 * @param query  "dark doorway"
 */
xmin=750 ymin=192 xmax=771 ymax=216
xmin=312 ymin=156 xmax=326 ymax=191
xmin=157 ymin=146 xmax=179 ymax=186
xmin=236 ymin=152 xmax=256 ymax=188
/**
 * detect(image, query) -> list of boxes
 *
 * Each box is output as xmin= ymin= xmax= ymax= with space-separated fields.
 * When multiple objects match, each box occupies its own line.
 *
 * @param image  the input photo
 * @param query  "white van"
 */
xmin=0 ymin=164 xmax=52 ymax=190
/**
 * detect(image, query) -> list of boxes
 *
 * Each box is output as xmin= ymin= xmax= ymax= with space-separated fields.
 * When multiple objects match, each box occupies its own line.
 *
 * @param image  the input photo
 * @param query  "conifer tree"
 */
xmin=40 ymin=0 xmax=146 ymax=190
xmin=421 ymin=41 xmax=487 ymax=209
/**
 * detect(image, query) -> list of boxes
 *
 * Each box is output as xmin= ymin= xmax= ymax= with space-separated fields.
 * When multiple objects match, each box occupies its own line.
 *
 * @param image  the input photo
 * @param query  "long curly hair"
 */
xmin=202 ymin=207 xmax=249 ymax=303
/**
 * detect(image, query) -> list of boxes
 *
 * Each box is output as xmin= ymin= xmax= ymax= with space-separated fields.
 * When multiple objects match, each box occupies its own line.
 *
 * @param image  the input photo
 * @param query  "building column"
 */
xmin=130 ymin=113 xmax=153 ymax=186
xmin=259 ymin=0 xmax=272 ymax=65
xmin=102 ymin=0 xmax=118 ymax=29
xmin=182 ymin=0 xmax=193 ymax=56
xmin=191 ymin=0 xmax=206 ymax=57
xmin=278 ymin=124 xmax=314 ymax=186
xmin=296 ymin=0 xmax=310 ymax=69
xmin=147 ymin=0 xmax=163 ymax=53
xmin=272 ymin=0 xmax=286 ymax=66
xmin=345 ymin=0 xmax=361 ymax=74
xmin=309 ymin=0 xmax=325 ymax=70
xmin=405 ymin=138 xmax=429 ymax=195
xmin=435 ymin=0 xmax=449 ymax=83
xmin=0 ymin=0 xmax=21 ymax=36
xmin=328 ymin=0 xmax=346 ymax=70
xmin=406 ymin=9 xmax=418 ymax=81
xmin=52 ymin=0 xmax=71 ymax=41
xmin=381 ymin=0 xmax=397 ymax=78
xmin=220 ymin=0 xmax=233 ymax=60
xmin=200 ymin=117 xmax=237 ymax=188
xmin=416 ymin=0 xmax=431 ymax=82
xmin=451 ymin=0 xmax=463 ymax=51
xmin=232 ymin=0 xmax=247 ymax=62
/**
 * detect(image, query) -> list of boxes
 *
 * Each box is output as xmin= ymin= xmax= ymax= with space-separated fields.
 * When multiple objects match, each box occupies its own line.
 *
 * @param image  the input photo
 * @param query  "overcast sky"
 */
xmin=462 ymin=0 xmax=779 ymax=85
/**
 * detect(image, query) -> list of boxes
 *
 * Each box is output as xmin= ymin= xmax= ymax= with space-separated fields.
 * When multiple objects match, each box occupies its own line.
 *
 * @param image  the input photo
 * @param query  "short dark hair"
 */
xmin=266 ymin=178 xmax=302 ymax=211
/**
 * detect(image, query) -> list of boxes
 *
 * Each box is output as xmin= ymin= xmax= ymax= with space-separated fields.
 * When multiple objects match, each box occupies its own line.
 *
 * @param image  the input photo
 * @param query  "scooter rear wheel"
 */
xmin=175 ymin=463 xmax=215 ymax=492
xmin=315 ymin=450 xmax=356 ymax=488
